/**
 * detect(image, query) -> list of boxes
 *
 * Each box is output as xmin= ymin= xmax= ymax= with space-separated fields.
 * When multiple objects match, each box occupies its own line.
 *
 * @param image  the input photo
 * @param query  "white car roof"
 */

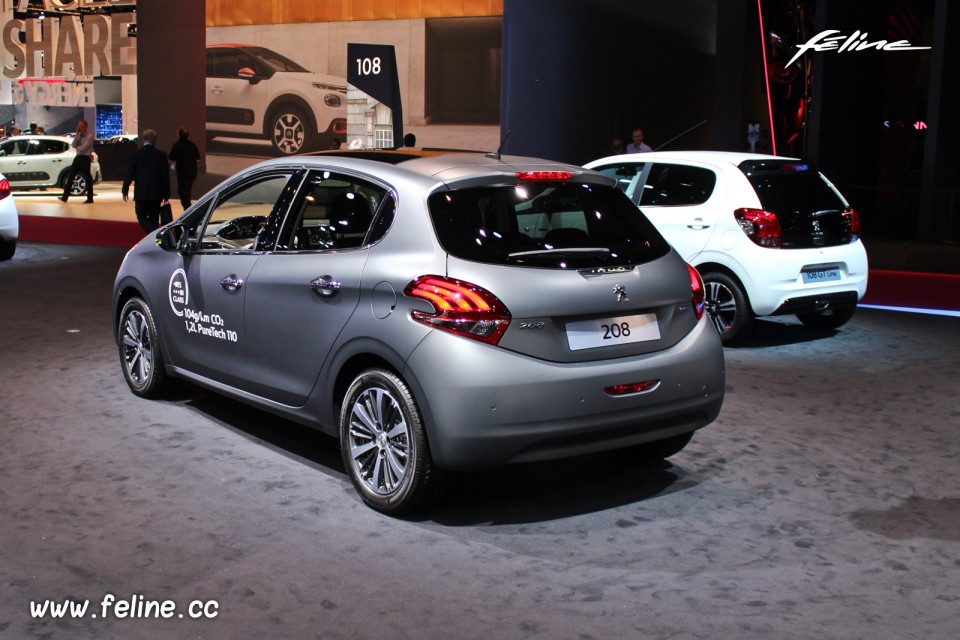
xmin=587 ymin=150 xmax=802 ymax=168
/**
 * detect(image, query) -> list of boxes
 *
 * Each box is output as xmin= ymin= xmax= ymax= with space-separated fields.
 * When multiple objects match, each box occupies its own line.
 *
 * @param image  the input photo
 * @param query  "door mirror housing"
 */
xmin=156 ymin=223 xmax=189 ymax=253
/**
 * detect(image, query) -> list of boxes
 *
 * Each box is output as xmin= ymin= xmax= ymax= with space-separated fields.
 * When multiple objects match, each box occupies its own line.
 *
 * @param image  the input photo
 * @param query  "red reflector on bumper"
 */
xmin=604 ymin=380 xmax=660 ymax=396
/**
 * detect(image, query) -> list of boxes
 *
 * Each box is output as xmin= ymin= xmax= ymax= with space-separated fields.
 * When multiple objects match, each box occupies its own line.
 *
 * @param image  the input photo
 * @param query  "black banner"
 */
xmin=347 ymin=43 xmax=403 ymax=146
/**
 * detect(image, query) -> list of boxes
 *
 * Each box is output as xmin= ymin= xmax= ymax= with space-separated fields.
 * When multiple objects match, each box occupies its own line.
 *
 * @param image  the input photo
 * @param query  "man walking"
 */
xmin=58 ymin=119 xmax=95 ymax=203
xmin=168 ymin=126 xmax=201 ymax=211
xmin=122 ymin=129 xmax=171 ymax=233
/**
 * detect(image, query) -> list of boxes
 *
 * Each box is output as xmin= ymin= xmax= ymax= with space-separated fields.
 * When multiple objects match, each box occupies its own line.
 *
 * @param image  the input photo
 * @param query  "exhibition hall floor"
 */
xmin=1 ymin=241 xmax=958 ymax=640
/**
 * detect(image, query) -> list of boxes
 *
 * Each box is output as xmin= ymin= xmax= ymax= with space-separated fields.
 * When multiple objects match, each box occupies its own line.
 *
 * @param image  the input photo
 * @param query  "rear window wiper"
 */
xmin=508 ymin=247 xmax=611 ymax=258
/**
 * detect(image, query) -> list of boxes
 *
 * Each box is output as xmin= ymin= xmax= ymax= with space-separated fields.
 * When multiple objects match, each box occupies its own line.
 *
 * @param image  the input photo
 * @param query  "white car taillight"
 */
xmin=734 ymin=208 xmax=782 ymax=248
xmin=843 ymin=206 xmax=861 ymax=241
xmin=404 ymin=275 xmax=511 ymax=345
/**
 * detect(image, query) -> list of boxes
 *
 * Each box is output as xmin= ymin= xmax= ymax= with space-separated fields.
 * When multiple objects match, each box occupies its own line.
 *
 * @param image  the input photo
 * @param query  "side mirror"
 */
xmin=238 ymin=67 xmax=260 ymax=84
xmin=156 ymin=224 xmax=189 ymax=252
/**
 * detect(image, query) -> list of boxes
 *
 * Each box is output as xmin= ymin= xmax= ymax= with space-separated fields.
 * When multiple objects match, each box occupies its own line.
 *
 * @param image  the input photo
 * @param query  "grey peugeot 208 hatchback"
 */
xmin=113 ymin=152 xmax=725 ymax=514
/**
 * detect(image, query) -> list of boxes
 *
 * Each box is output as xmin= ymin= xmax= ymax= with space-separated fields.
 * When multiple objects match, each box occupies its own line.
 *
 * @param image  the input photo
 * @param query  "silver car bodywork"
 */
xmin=114 ymin=153 xmax=724 ymax=513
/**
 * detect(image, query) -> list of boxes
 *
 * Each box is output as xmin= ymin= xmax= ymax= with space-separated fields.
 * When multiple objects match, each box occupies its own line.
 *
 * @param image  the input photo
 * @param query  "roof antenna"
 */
xmin=486 ymin=129 xmax=511 ymax=160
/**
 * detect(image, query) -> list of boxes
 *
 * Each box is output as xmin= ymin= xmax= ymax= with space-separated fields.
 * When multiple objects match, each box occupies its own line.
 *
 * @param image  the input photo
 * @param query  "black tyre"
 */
xmin=796 ymin=305 xmax=856 ymax=330
xmin=0 ymin=238 xmax=15 ymax=260
xmin=60 ymin=171 xmax=88 ymax=197
xmin=269 ymin=104 xmax=312 ymax=155
xmin=702 ymin=271 xmax=753 ymax=344
xmin=118 ymin=297 xmax=169 ymax=399
xmin=339 ymin=369 xmax=437 ymax=515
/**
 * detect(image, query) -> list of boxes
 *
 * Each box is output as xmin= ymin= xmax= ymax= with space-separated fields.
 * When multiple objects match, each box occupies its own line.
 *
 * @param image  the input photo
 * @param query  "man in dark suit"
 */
xmin=122 ymin=129 xmax=171 ymax=233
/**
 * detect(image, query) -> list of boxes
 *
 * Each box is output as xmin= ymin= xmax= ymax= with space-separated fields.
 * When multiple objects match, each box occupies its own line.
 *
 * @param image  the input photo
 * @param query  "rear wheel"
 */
xmin=702 ymin=272 xmax=753 ymax=344
xmin=339 ymin=369 xmax=438 ymax=515
xmin=118 ymin=297 xmax=169 ymax=399
xmin=60 ymin=171 xmax=88 ymax=196
xmin=797 ymin=305 xmax=856 ymax=330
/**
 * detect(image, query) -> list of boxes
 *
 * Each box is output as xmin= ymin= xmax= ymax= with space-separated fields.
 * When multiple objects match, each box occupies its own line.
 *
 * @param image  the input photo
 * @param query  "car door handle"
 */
xmin=310 ymin=275 xmax=341 ymax=297
xmin=687 ymin=218 xmax=711 ymax=230
xmin=220 ymin=274 xmax=244 ymax=292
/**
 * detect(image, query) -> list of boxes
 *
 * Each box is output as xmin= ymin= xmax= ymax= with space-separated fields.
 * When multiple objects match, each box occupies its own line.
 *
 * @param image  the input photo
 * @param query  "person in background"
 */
xmin=123 ymin=129 xmax=171 ymax=233
xmin=35 ymin=126 xmax=45 ymax=135
xmin=626 ymin=128 xmax=652 ymax=153
xmin=403 ymin=132 xmax=417 ymax=148
xmin=168 ymin=126 xmax=201 ymax=211
xmin=58 ymin=119 xmax=95 ymax=203
xmin=611 ymin=137 xmax=624 ymax=154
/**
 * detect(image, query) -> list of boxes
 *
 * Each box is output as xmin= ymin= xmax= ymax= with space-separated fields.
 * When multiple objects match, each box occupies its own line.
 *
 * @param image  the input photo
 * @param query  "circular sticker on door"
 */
xmin=169 ymin=269 xmax=189 ymax=317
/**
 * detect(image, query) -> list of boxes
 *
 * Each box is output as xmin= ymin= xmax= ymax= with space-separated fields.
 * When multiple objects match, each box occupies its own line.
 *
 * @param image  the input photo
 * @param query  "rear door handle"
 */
xmin=220 ymin=274 xmax=244 ymax=292
xmin=687 ymin=218 xmax=711 ymax=230
xmin=310 ymin=275 xmax=341 ymax=297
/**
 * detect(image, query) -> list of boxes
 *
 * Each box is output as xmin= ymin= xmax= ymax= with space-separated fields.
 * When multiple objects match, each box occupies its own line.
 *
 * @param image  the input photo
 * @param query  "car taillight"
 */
xmin=843 ymin=206 xmax=861 ymax=241
xmin=0 ymin=178 xmax=9 ymax=199
xmin=688 ymin=264 xmax=705 ymax=321
xmin=404 ymin=275 xmax=511 ymax=345
xmin=734 ymin=208 xmax=781 ymax=248
xmin=516 ymin=171 xmax=574 ymax=181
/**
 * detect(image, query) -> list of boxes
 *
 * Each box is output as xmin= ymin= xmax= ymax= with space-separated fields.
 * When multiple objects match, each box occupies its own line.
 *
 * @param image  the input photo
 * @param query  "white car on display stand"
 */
xmin=0 ymin=135 xmax=102 ymax=196
xmin=585 ymin=151 xmax=868 ymax=343
xmin=0 ymin=173 xmax=19 ymax=260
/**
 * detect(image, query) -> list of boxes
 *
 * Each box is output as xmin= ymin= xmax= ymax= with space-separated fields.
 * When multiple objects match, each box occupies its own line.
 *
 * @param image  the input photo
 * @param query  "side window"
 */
xmin=0 ymin=140 xmax=25 ymax=156
xmin=276 ymin=171 xmax=387 ymax=251
xmin=639 ymin=163 xmax=717 ymax=206
xmin=26 ymin=139 xmax=64 ymax=155
xmin=186 ymin=173 xmax=294 ymax=252
xmin=593 ymin=163 xmax=645 ymax=200
xmin=207 ymin=50 xmax=244 ymax=78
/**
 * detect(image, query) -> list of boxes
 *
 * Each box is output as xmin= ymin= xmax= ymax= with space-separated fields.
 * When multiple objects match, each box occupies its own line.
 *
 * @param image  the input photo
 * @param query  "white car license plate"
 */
xmin=802 ymin=267 xmax=841 ymax=284
xmin=566 ymin=313 xmax=660 ymax=351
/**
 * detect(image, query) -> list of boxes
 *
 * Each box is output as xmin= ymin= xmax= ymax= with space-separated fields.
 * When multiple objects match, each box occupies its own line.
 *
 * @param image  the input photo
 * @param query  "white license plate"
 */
xmin=802 ymin=267 xmax=841 ymax=284
xmin=566 ymin=313 xmax=660 ymax=351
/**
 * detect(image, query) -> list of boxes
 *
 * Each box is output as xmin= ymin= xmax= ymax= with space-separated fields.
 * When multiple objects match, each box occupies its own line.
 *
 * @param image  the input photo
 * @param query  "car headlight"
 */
xmin=323 ymin=94 xmax=342 ymax=108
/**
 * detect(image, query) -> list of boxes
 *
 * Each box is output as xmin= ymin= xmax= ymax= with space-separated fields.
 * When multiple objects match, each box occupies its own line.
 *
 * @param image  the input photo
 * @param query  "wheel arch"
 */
xmin=324 ymin=340 xmax=439 ymax=458
xmin=694 ymin=261 xmax=755 ymax=313
xmin=263 ymin=94 xmax=318 ymax=137
xmin=113 ymin=281 xmax=174 ymax=368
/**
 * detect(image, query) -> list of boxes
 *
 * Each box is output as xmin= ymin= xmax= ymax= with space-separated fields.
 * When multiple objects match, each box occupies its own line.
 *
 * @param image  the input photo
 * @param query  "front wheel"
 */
xmin=339 ymin=369 xmax=438 ymax=515
xmin=702 ymin=272 xmax=753 ymax=344
xmin=118 ymin=297 xmax=169 ymax=398
xmin=269 ymin=105 xmax=312 ymax=155
xmin=796 ymin=305 xmax=856 ymax=330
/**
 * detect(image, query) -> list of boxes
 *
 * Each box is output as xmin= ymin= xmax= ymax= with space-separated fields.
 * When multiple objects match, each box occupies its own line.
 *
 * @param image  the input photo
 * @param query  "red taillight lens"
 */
xmin=843 ymin=206 xmax=861 ymax=241
xmin=734 ymin=208 xmax=781 ymax=248
xmin=0 ymin=178 xmax=9 ymax=199
xmin=516 ymin=171 xmax=573 ymax=181
xmin=404 ymin=275 xmax=511 ymax=345
xmin=687 ymin=264 xmax=705 ymax=321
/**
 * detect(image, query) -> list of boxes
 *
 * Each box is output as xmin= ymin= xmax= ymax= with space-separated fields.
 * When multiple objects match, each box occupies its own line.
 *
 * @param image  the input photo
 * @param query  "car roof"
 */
xmin=2 ymin=135 xmax=73 ymax=142
xmin=587 ymin=150 xmax=801 ymax=168
xmin=232 ymin=152 xmax=615 ymax=190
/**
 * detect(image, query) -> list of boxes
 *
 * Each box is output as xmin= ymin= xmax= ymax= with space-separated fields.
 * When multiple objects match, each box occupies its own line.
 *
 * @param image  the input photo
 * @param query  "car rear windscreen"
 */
xmin=738 ymin=161 xmax=846 ymax=214
xmin=428 ymin=182 xmax=671 ymax=269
